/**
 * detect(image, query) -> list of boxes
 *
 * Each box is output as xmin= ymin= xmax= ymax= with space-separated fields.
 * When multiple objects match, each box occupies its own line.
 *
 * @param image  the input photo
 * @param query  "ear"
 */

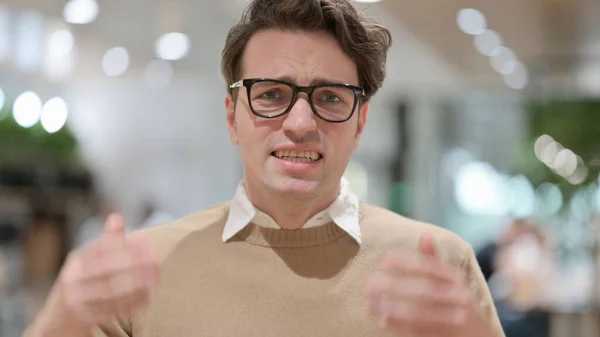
xmin=225 ymin=94 xmax=239 ymax=145
xmin=353 ymin=103 xmax=369 ymax=150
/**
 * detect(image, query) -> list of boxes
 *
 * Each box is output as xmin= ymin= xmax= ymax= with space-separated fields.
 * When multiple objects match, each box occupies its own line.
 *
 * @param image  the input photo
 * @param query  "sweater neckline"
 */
xmin=234 ymin=222 xmax=348 ymax=248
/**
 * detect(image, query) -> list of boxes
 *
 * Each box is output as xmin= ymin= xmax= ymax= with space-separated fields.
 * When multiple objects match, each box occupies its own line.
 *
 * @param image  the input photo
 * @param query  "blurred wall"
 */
xmin=1 ymin=2 xmax=467 ymax=225
xmin=353 ymin=5 xmax=465 ymax=213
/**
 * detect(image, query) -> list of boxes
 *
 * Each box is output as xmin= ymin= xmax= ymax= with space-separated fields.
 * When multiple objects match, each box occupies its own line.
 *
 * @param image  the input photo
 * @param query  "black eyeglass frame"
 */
xmin=229 ymin=78 xmax=366 ymax=123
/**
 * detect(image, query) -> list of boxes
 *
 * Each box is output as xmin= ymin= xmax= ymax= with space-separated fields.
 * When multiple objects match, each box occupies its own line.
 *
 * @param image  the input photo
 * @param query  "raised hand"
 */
xmin=44 ymin=213 xmax=160 ymax=330
xmin=365 ymin=233 xmax=476 ymax=337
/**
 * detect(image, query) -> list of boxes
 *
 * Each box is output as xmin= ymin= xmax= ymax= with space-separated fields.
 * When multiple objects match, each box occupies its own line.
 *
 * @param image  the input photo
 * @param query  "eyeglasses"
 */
xmin=229 ymin=78 xmax=365 ymax=123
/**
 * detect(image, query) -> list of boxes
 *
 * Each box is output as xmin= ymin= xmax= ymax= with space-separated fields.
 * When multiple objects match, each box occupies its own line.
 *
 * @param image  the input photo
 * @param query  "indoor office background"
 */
xmin=0 ymin=0 xmax=599 ymax=336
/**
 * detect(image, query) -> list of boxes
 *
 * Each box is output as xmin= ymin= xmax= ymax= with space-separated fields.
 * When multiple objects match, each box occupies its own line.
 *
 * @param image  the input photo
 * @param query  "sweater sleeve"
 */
xmin=461 ymin=244 xmax=506 ymax=337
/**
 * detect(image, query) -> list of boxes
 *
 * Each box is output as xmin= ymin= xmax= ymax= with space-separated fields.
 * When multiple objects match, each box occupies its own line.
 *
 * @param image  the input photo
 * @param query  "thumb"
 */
xmin=104 ymin=213 xmax=126 ymax=236
xmin=418 ymin=232 xmax=439 ymax=259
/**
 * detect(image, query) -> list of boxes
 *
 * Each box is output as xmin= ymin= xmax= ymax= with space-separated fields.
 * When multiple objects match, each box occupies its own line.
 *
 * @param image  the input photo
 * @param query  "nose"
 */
xmin=282 ymin=95 xmax=318 ymax=138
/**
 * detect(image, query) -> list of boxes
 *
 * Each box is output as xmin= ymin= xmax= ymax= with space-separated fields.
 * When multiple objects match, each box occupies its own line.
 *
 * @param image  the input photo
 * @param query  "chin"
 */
xmin=267 ymin=176 xmax=321 ymax=200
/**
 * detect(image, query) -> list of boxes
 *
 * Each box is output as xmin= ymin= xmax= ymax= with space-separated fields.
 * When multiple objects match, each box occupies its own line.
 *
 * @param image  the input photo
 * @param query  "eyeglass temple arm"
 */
xmin=229 ymin=80 xmax=244 ymax=89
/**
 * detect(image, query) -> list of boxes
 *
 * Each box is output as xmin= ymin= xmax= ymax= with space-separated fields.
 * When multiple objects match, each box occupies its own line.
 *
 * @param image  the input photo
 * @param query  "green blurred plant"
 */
xmin=0 ymin=106 xmax=81 ymax=168
xmin=513 ymin=99 xmax=600 ymax=201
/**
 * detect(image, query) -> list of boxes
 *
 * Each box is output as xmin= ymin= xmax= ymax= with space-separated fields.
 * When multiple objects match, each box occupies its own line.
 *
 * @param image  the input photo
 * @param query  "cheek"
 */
xmin=236 ymin=116 xmax=271 ymax=156
xmin=234 ymin=110 xmax=255 ymax=144
xmin=323 ymin=124 xmax=358 ymax=160
xmin=328 ymin=122 xmax=357 ymax=146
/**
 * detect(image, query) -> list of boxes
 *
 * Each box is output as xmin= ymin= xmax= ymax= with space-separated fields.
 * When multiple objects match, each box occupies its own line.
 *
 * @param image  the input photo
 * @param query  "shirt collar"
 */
xmin=222 ymin=177 xmax=361 ymax=244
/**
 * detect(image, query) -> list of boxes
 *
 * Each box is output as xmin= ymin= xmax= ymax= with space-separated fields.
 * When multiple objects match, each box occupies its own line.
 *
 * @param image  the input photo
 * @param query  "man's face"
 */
xmin=225 ymin=29 xmax=369 ymax=201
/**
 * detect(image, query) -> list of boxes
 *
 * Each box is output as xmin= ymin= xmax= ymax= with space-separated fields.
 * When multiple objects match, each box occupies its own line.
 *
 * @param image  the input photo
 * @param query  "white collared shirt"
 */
xmin=222 ymin=177 xmax=361 ymax=244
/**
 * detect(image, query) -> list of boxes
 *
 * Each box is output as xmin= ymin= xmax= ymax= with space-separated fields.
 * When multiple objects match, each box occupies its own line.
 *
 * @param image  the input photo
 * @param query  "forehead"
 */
xmin=241 ymin=29 xmax=359 ymax=86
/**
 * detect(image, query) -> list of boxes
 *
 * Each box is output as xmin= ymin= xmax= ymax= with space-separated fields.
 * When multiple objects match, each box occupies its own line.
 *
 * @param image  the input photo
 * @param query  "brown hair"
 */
xmin=221 ymin=0 xmax=392 ymax=101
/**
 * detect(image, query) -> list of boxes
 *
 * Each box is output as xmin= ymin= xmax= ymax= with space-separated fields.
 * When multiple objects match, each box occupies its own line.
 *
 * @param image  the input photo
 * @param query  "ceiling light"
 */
xmin=457 ymin=8 xmax=486 ymax=35
xmin=567 ymin=163 xmax=588 ymax=185
xmin=554 ymin=149 xmax=578 ymax=178
xmin=503 ymin=63 xmax=528 ymax=90
xmin=63 ymin=0 xmax=99 ymax=25
xmin=13 ymin=91 xmax=42 ymax=128
xmin=41 ymin=97 xmax=69 ymax=133
xmin=490 ymin=46 xmax=517 ymax=74
xmin=47 ymin=29 xmax=74 ymax=59
xmin=534 ymin=135 xmax=554 ymax=161
xmin=155 ymin=32 xmax=190 ymax=61
xmin=102 ymin=47 xmax=129 ymax=77
xmin=474 ymin=30 xmax=502 ymax=56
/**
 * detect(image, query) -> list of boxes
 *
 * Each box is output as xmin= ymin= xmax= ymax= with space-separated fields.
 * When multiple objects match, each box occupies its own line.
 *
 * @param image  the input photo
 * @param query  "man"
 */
xmin=25 ymin=0 xmax=505 ymax=336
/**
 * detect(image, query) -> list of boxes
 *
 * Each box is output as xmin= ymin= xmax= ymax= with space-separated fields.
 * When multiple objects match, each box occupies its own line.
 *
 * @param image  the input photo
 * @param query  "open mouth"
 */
xmin=271 ymin=150 xmax=323 ymax=163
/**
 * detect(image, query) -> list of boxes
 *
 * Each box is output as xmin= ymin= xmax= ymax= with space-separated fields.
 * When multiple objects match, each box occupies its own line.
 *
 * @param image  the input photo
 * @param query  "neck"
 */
xmin=245 ymin=181 xmax=340 ymax=230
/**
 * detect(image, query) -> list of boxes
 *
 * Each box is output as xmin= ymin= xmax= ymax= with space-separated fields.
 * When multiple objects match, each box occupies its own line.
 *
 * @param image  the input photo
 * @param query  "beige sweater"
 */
xmin=41 ymin=202 xmax=505 ymax=337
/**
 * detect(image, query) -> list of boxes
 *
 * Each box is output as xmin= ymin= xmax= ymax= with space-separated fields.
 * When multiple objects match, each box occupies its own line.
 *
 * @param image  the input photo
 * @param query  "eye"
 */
xmin=260 ymin=91 xmax=280 ymax=100
xmin=321 ymin=93 xmax=341 ymax=103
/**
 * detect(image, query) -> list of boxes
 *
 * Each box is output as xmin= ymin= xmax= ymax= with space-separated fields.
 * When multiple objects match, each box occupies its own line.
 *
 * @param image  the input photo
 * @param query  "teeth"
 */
xmin=274 ymin=150 xmax=320 ymax=161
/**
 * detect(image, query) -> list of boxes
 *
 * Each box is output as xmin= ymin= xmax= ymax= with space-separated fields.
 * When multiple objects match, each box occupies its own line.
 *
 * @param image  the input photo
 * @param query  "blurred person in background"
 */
xmin=0 ymin=221 xmax=20 ymax=292
xmin=476 ymin=218 xmax=552 ymax=337
xmin=0 ymin=220 xmax=23 ymax=334
xmin=0 ymin=245 xmax=5 ymax=292
xmin=23 ymin=0 xmax=505 ymax=336
xmin=477 ymin=218 xmax=535 ymax=282
xmin=22 ymin=211 xmax=69 ymax=322
xmin=138 ymin=201 xmax=174 ymax=228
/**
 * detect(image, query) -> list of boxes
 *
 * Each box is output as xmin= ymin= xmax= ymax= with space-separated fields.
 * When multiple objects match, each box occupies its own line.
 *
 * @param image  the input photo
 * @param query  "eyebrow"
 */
xmin=273 ymin=75 xmax=353 ymax=86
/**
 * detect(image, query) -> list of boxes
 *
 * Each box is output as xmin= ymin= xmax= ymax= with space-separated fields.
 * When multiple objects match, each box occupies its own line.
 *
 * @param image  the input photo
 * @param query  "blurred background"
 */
xmin=0 ymin=0 xmax=599 ymax=336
